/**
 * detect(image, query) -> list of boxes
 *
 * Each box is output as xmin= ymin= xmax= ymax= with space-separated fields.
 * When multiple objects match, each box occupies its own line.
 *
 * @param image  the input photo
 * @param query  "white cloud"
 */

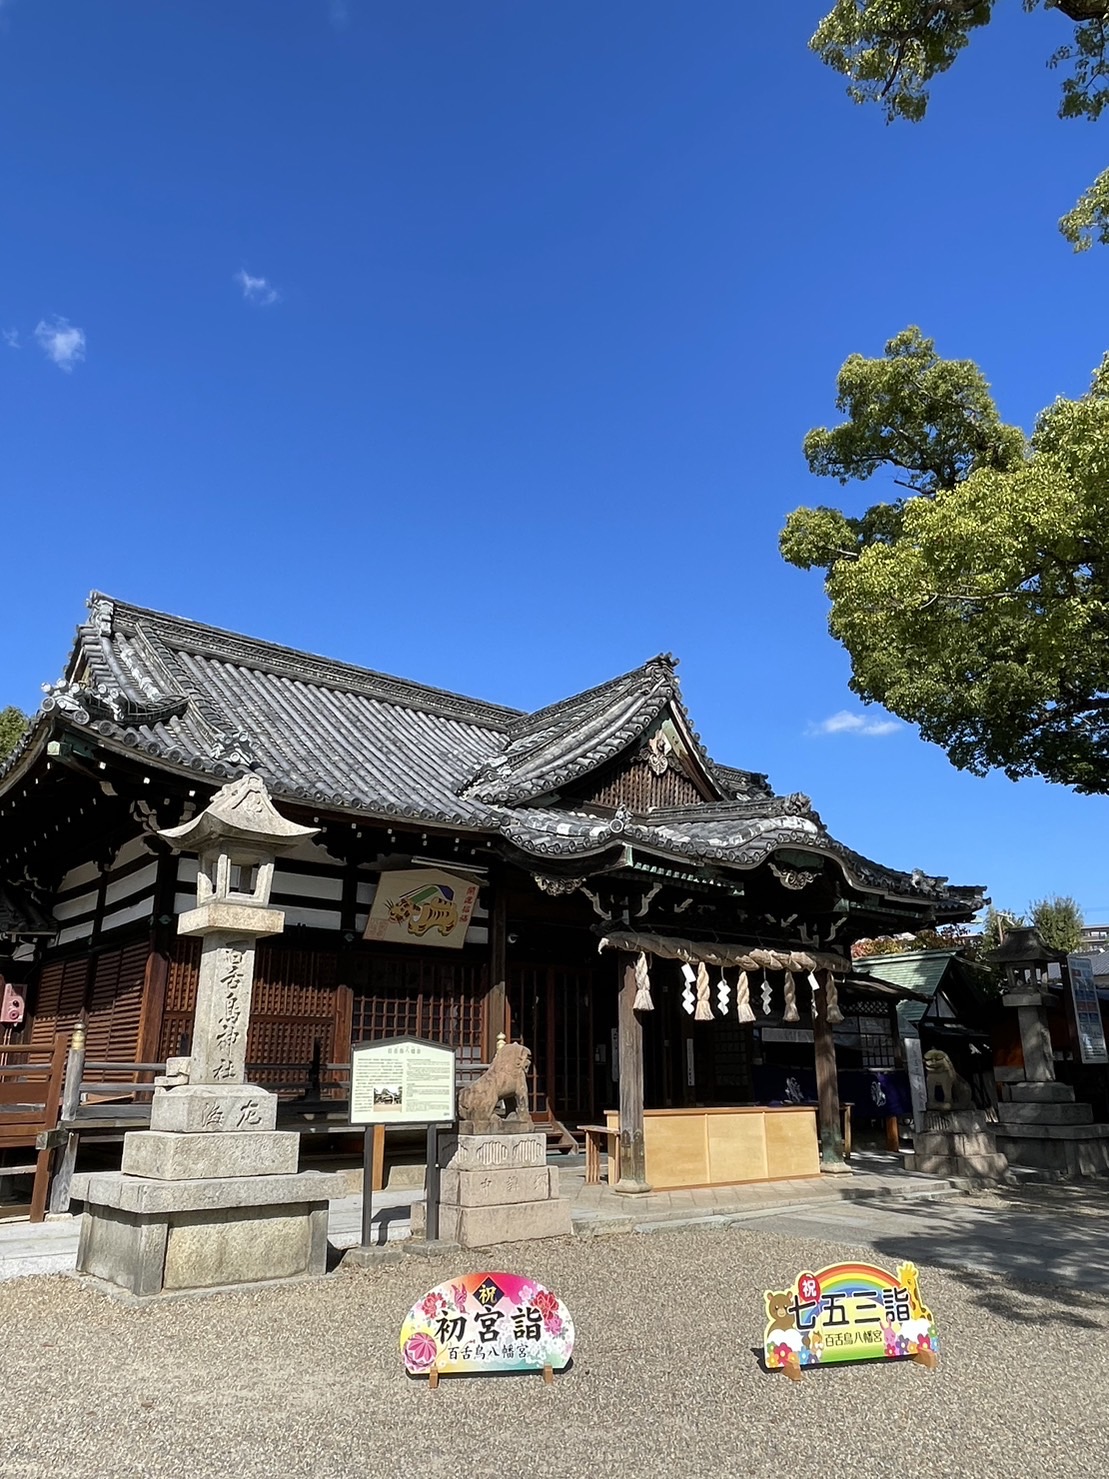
xmin=34 ymin=317 xmax=86 ymax=371
xmin=3 ymin=328 xmax=19 ymax=349
xmin=235 ymin=269 xmax=280 ymax=307
xmin=807 ymin=709 xmax=902 ymax=738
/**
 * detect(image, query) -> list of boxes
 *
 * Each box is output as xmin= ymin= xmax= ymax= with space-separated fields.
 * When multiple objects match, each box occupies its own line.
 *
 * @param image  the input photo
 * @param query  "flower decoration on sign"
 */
xmin=404 ymin=1333 xmax=438 ymax=1371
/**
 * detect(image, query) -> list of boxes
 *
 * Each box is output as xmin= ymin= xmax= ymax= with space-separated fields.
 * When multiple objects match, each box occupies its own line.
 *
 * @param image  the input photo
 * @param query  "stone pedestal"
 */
xmin=994 ymin=1082 xmax=1109 ymax=1178
xmin=412 ymin=1132 xmax=572 ymax=1248
xmin=76 ymin=1085 xmax=347 ymax=1301
xmin=909 ymin=1109 xmax=1008 ymax=1181
xmin=992 ymin=992 xmax=1109 ymax=1178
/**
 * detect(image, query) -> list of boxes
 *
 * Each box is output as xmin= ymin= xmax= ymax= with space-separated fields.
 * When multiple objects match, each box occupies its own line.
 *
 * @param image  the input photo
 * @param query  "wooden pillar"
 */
xmin=812 ymin=989 xmax=849 ymax=1173
xmin=484 ymin=872 xmax=507 ymax=1059
xmin=614 ymin=956 xmax=651 ymax=1193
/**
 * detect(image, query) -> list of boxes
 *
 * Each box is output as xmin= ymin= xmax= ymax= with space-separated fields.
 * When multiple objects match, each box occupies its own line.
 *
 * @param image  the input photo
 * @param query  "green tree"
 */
xmin=1030 ymin=894 xmax=1084 ymax=953
xmin=0 ymin=707 xmax=27 ymax=761
xmin=781 ymin=327 xmax=1109 ymax=793
xmin=812 ymin=1 xmax=1109 ymax=249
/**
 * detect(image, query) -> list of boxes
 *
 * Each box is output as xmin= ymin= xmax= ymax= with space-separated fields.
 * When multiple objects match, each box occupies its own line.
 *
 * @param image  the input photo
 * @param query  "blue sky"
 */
xmin=4 ymin=2 xmax=1108 ymax=920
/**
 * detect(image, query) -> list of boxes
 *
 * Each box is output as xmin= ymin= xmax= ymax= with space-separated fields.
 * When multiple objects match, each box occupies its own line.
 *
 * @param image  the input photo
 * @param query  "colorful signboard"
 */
xmin=349 ymin=1037 xmax=456 ymax=1126
xmin=363 ymin=869 xmax=479 ymax=950
xmin=1067 ymin=955 xmax=1108 ymax=1066
xmin=401 ymin=1272 xmax=574 ymax=1382
xmin=764 ymin=1262 xmax=937 ymax=1378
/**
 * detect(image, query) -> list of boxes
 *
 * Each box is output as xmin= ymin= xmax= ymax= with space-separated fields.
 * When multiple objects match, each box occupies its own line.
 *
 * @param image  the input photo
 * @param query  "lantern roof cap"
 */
xmin=986 ymin=925 xmax=1067 ymax=966
xmin=158 ymin=773 xmax=318 ymax=855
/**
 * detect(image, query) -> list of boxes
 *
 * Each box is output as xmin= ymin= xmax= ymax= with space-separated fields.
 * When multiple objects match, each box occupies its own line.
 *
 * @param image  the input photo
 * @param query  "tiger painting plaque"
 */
xmin=363 ymin=869 xmax=479 ymax=950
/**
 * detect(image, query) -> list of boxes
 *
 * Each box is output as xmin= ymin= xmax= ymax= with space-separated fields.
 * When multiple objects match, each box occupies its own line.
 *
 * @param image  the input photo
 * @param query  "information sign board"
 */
xmin=349 ymin=1037 xmax=456 ymax=1126
xmin=1068 ymin=955 xmax=1108 ymax=1065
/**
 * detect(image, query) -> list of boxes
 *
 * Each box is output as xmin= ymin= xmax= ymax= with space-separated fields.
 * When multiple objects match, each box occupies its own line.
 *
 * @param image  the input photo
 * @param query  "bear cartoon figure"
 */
xmin=764 ymin=1291 xmax=796 ymax=1336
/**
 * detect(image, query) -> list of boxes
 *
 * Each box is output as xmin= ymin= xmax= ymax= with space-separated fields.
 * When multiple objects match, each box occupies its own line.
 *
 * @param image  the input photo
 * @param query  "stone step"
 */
xmin=1008 ymin=1082 xmax=1075 ymax=1104
xmin=995 ymin=1122 xmax=1109 ymax=1142
xmin=998 ymin=1102 xmax=1093 ymax=1126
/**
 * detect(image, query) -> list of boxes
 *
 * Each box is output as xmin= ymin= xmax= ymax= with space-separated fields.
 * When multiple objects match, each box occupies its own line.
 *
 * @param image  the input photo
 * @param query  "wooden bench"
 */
xmin=0 ymin=1040 xmax=67 ymax=1222
xmin=579 ymin=1123 xmax=617 ymax=1185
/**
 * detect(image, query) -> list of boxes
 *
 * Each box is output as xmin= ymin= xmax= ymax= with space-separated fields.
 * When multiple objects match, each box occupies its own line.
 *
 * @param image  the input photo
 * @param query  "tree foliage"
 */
xmin=781 ymin=328 xmax=1109 ymax=792
xmin=851 ymin=925 xmax=972 ymax=957
xmin=0 ymin=707 xmax=27 ymax=761
xmin=1030 ymin=893 xmax=1085 ymax=953
xmin=812 ymin=1 xmax=1109 ymax=249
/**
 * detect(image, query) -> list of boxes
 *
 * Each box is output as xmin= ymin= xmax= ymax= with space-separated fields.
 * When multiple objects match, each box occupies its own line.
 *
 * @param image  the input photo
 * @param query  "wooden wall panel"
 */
xmin=565 ymin=754 xmax=705 ymax=812
xmin=28 ymin=957 xmax=90 ymax=1050
xmin=84 ymin=942 xmax=149 ymax=1069
xmin=159 ymin=937 xmax=201 ymax=1061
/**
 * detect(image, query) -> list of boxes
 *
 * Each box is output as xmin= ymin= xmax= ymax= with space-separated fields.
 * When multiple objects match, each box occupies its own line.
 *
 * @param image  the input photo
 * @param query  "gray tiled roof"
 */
xmin=9 ymin=593 xmax=983 ymax=914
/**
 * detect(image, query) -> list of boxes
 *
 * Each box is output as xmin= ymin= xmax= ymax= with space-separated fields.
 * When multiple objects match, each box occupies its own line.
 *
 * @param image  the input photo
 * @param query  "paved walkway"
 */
xmin=0 ymin=1149 xmax=957 ymax=1281
xmin=5 ymin=1154 xmax=1109 ymax=1294
xmin=560 ymin=1148 xmax=960 ymax=1233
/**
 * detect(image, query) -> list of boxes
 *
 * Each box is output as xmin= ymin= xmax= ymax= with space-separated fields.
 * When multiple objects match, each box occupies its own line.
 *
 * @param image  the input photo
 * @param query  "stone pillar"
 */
xmin=76 ymin=776 xmax=347 ymax=1301
xmin=614 ymin=956 xmax=651 ymax=1194
xmin=812 ymin=987 xmax=848 ymax=1173
xmin=1014 ymin=997 xmax=1056 ymax=1083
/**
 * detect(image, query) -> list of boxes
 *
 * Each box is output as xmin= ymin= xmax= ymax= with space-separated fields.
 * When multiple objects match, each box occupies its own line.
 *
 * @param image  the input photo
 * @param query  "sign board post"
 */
xmin=349 ymin=1037 xmax=456 ymax=1249
xmin=1067 ymin=955 xmax=1109 ymax=1065
xmin=903 ymin=1036 xmax=928 ymax=1133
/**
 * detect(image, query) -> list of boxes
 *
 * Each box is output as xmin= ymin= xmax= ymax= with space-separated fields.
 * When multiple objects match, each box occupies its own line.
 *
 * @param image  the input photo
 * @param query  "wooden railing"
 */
xmin=0 ymin=1041 xmax=67 ymax=1222
xmin=22 ymin=1030 xmax=525 ymax=1216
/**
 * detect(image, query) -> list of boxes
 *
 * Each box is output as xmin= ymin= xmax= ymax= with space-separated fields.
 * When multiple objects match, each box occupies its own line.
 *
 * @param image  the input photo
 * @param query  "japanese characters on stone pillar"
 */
xmin=155 ymin=773 xmax=318 ymax=1096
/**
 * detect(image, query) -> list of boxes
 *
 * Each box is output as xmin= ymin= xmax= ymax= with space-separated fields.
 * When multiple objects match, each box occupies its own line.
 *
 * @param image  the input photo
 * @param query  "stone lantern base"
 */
xmin=75 ymin=1086 xmax=347 ymax=1301
xmin=994 ymin=1082 xmax=1109 ymax=1179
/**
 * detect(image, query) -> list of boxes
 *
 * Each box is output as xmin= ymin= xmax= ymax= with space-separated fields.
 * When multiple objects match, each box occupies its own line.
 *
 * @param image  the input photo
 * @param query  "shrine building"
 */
xmin=0 ymin=594 xmax=984 ymax=1188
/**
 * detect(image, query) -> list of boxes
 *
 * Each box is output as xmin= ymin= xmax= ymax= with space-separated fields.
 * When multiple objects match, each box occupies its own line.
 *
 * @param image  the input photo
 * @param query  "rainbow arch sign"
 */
xmin=764 ymin=1261 xmax=938 ymax=1378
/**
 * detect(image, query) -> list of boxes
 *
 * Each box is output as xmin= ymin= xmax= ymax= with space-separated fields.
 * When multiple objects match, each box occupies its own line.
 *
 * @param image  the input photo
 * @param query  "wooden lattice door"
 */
xmin=347 ymin=952 xmax=486 ymax=1070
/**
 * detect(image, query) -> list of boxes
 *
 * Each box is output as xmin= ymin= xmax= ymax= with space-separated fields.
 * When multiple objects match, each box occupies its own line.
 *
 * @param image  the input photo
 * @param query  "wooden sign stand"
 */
xmin=427 ymin=1363 xmax=555 ymax=1390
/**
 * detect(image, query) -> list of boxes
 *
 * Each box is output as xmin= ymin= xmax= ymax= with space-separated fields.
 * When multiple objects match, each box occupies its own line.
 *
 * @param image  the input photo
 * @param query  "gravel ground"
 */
xmin=0 ymin=1223 xmax=1105 ymax=1479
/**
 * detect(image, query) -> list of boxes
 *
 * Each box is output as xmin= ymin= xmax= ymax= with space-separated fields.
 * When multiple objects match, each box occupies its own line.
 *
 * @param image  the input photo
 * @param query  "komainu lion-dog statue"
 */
xmin=457 ymin=1041 xmax=533 ymax=1132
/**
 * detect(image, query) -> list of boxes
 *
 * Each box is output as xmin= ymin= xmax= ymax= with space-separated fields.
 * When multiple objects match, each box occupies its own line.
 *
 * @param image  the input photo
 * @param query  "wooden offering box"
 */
xmin=604 ymin=1106 xmax=819 ymax=1190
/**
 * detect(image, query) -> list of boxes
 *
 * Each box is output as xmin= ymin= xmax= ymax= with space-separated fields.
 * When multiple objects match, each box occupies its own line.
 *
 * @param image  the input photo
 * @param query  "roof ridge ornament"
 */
xmin=86 ymin=592 xmax=115 ymax=637
xmin=646 ymin=652 xmax=678 ymax=674
xmin=41 ymin=678 xmax=188 ymax=730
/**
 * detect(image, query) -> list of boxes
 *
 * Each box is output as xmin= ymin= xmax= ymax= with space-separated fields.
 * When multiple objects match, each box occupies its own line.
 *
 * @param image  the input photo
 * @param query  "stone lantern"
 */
xmin=75 ymin=775 xmax=347 ymax=1301
xmin=988 ymin=926 xmax=1066 ymax=1085
xmin=156 ymin=773 xmax=318 ymax=1087
xmin=987 ymin=925 xmax=1109 ymax=1177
